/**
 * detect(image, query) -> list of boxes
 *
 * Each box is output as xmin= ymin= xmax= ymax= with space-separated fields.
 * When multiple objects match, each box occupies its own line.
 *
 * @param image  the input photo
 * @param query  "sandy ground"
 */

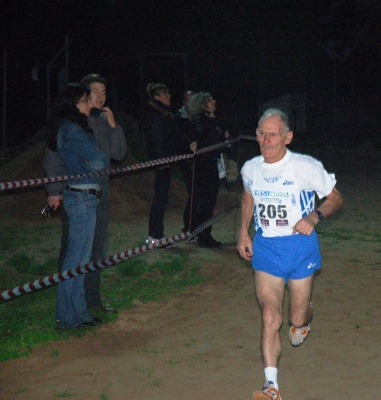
xmin=1 ymin=142 xmax=381 ymax=399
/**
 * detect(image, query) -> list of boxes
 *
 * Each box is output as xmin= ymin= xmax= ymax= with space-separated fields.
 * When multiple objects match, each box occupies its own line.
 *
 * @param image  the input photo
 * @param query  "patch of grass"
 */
xmin=0 ymin=227 xmax=25 ymax=251
xmin=166 ymin=359 xmax=179 ymax=366
xmin=137 ymin=367 xmax=154 ymax=377
xmin=357 ymin=230 xmax=381 ymax=240
xmin=0 ymin=250 xmax=207 ymax=363
xmin=54 ymin=391 xmax=77 ymax=398
xmin=191 ymin=353 xmax=209 ymax=362
xmin=102 ymin=254 xmax=205 ymax=312
xmin=320 ymin=231 xmax=355 ymax=241
xmin=15 ymin=254 xmax=57 ymax=276
xmin=30 ymin=258 xmax=58 ymax=276
xmin=100 ymin=383 xmax=112 ymax=399
xmin=118 ymin=258 xmax=150 ymax=277
xmin=138 ymin=345 xmax=166 ymax=354
xmin=51 ymin=348 xmax=59 ymax=359
xmin=7 ymin=252 xmax=34 ymax=273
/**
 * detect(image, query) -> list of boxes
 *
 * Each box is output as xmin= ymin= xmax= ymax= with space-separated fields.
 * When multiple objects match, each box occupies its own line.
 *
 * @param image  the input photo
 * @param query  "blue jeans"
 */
xmin=55 ymin=190 xmax=99 ymax=328
xmin=57 ymin=189 xmax=110 ymax=308
xmin=86 ymin=190 xmax=109 ymax=307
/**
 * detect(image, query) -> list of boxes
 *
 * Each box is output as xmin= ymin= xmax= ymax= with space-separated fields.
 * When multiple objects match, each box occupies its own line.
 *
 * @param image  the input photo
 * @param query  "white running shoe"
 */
xmin=253 ymin=381 xmax=282 ymax=400
xmin=289 ymin=323 xmax=310 ymax=346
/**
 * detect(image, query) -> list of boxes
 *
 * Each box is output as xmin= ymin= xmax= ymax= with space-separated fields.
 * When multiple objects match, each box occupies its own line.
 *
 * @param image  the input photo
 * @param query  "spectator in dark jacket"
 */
xmin=142 ymin=83 xmax=176 ymax=245
xmin=187 ymin=92 xmax=230 ymax=248
xmin=174 ymin=90 xmax=196 ymax=233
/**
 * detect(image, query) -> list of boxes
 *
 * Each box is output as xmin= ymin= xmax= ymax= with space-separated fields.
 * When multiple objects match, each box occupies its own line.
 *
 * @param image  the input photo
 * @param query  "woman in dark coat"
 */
xmin=187 ymin=92 xmax=230 ymax=248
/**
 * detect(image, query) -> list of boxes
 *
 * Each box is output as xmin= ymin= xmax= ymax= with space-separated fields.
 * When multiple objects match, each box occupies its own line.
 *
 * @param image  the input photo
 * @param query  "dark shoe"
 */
xmin=76 ymin=320 xmax=96 ymax=329
xmin=91 ymin=317 xmax=103 ymax=325
xmin=198 ymin=237 xmax=222 ymax=248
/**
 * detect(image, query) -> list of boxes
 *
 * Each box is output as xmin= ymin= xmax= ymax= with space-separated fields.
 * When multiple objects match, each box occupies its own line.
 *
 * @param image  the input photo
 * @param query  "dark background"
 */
xmin=1 ymin=0 xmax=381 ymax=153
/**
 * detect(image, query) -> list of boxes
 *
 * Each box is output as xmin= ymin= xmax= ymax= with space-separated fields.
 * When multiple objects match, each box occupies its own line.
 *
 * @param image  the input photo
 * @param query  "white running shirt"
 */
xmin=241 ymin=150 xmax=336 ymax=237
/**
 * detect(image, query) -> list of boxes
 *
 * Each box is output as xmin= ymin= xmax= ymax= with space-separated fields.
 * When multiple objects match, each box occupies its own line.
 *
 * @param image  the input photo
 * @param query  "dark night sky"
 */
xmin=1 ymin=0 xmax=381 ymax=148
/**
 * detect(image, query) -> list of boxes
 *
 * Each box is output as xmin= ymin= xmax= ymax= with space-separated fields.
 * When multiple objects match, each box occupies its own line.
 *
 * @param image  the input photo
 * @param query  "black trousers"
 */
xmin=148 ymin=166 xmax=173 ymax=239
xmin=189 ymin=158 xmax=219 ymax=239
xmin=179 ymin=159 xmax=194 ymax=231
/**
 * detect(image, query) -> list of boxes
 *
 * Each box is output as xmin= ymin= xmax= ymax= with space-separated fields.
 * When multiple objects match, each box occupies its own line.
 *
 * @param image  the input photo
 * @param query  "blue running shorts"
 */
xmin=252 ymin=229 xmax=321 ymax=282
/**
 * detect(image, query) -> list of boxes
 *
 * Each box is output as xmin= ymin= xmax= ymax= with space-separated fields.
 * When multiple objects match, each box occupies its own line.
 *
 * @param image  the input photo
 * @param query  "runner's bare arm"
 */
xmin=293 ymin=186 xmax=343 ymax=235
xmin=237 ymin=190 xmax=255 ymax=260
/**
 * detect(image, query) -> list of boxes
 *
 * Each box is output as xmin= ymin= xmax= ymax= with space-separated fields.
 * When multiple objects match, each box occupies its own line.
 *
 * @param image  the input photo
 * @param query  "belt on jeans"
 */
xmin=65 ymin=185 xmax=102 ymax=199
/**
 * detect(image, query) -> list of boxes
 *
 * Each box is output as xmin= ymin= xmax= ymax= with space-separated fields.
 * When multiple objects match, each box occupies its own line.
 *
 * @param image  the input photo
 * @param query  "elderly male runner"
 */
xmin=237 ymin=108 xmax=343 ymax=400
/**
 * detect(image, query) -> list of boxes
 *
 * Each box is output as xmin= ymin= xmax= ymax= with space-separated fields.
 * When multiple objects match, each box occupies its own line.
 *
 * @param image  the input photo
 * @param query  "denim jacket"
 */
xmin=44 ymin=115 xmax=126 ymax=195
xmin=57 ymin=119 xmax=107 ymax=186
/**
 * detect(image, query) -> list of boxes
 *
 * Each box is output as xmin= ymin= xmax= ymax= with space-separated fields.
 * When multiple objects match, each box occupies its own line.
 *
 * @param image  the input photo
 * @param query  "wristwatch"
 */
xmin=314 ymin=210 xmax=324 ymax=221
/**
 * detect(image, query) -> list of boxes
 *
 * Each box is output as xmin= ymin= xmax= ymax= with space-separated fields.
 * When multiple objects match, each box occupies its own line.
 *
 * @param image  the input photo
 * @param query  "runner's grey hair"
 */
xmin=258 ymin=108 xmax=290 ymax=136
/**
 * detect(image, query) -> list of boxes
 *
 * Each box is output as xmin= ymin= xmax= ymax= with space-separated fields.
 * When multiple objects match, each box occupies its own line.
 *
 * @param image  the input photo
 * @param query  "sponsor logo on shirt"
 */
xmin=283 ymin=180 xmax=294 ymax=185
xmin=260 ymin=198 xmax=283 ymax=204
xmin=276 ymin=220 xmax=289 ymax=226
xmin=247 ymin=179 xmax=253 ymax=187
xmin=254 ymin=190 xmax=289 ymax=198
xmin=264 ymin=176 xmax=281 ymax=183
xmin=261 ymin=218 xmax=269 ymax=227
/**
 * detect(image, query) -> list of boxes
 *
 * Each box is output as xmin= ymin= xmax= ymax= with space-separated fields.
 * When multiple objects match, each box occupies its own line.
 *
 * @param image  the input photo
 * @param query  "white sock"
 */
xmin=264 ymin=367 xmax=279 ymax=390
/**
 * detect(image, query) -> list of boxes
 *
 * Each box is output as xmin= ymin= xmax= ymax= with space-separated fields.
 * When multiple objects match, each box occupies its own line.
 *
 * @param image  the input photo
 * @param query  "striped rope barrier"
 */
xmin=0 ymin=231 xmax=186 ymax=303
xmin=0 ymin=138 xmax=240 ymax=192
xmin=0 ymin=154 xmax=192 ymax=192
xmin=0 ymin=202 xmax=239 ymax=303
xmin=240 ymin=134 xmax=257 ymax=142
xmin=187 ymin=201 xmax=239 ymax=240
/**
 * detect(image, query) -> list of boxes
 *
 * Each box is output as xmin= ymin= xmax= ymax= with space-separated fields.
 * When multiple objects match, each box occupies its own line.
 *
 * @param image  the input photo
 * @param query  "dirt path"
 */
xmin=1 ymin=149 xmax=381 ymax=399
